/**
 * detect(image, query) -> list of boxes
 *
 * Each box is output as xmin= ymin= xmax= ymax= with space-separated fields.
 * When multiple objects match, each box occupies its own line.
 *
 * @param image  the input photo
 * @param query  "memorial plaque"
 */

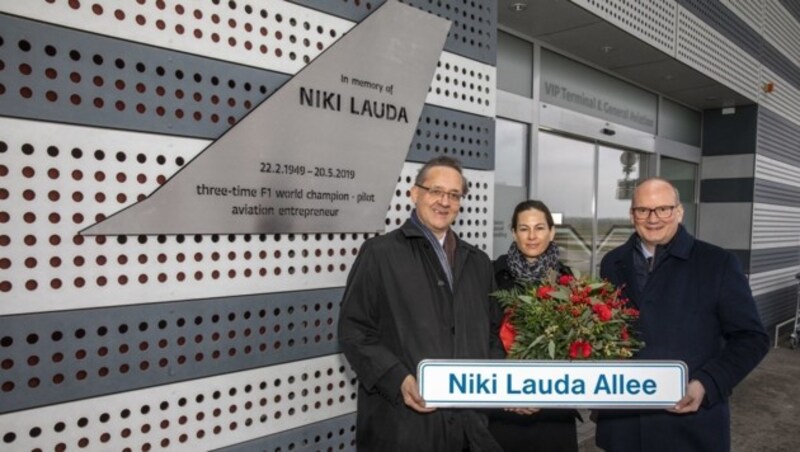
xmin=82 ymin=1 xmax=450 ymax=235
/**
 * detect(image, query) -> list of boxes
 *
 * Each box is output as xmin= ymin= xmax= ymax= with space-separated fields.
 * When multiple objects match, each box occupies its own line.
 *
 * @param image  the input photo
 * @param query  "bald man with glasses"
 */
xmin=595 ymin=177 xmax=769 ymax=452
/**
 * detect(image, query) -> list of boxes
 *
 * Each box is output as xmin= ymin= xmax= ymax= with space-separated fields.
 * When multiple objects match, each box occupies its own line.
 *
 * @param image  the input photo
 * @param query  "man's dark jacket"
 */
xmin=597 ymin=225 xmax=769 ymax=452
xmin=338 ymin=220 xmax=505 ymax=451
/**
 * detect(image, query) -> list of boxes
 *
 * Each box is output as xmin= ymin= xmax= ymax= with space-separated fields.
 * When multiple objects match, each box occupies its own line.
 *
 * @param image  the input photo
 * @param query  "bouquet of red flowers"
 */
xmin=494 ymin=271 xmax=644 ymax=360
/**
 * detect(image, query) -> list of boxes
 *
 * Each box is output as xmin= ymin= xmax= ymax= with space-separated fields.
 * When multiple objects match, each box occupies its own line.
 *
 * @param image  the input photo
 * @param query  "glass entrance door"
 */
xmin=536 ymin=132 xmax=595 ymax=275
xmin=536 ymin=132 xmax=646 ymax=276
xmin=596 ymin=145 xmax=642 ymax=271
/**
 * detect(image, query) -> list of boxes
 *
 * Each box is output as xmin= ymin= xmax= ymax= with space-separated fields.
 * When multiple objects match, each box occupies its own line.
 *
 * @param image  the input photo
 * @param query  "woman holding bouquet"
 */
xmin=490 ymin=200 xmax=579 ymax=452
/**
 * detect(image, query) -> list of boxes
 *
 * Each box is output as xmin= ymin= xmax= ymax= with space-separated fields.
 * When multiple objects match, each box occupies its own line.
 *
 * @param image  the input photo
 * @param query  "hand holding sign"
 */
xmin=401 ymin=374 xmax=436 ymax=413
xmin=669 ymin=379 xmax=706 ymax=414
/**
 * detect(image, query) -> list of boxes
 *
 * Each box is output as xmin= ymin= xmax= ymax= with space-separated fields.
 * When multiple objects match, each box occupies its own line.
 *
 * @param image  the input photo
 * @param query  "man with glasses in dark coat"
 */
xmin=596 ymin=177 xmax=769 ymax=452
xmin=338 ymin=156 xmax=504 ymax=451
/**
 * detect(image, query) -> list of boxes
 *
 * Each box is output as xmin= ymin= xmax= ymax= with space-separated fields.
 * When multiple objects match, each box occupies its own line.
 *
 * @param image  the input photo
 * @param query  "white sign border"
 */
xmin=417 ymin=359 xmax=688 ymax=409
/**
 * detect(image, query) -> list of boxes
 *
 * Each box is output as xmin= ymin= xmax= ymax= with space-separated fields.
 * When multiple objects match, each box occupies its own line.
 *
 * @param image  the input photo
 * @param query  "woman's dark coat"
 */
xmin=338 ymin=220 xmax=505 ymax=451
xmin=490 ymin=255 xmax=579 ymax=452
xmin=596 ymin=225 xmax=769 ymax=452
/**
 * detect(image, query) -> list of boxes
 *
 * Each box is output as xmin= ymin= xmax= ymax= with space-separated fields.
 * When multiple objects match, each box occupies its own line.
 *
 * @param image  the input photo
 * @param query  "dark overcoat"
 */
xmin=597 ymin=225 xmax=769 ymax=452
xmin=338 ymin=220 xmax=505 ymax=452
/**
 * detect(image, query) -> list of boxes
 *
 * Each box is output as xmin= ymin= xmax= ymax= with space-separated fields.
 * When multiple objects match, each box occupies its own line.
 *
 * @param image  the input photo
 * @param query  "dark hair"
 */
xmin=414 ymin=156 xmax=469 ymax=195
xmin=511 ymin=200 xmax=554 ymax=230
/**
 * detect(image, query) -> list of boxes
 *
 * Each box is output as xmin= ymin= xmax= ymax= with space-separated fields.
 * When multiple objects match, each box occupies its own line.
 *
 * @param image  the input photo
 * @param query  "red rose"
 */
xmin=569 ymin=339 xmax=592 ymax=359
xmin=592 ymin=303 xmax=613 ymax=322
xmin=621 ymin=327 xmax=630 ymax=341
xmin=537 ymin=286 xmax=555 ymax=299
xmin=568 ymin=340 xmax=581 ymax=359
xmin=499 ymin=311 xmax=516 ymax=353
xmin=581 ymin=341 xmax=592 ymax=358
xmin=558 ymin=274 xmax=574 ymax=285
xmin=570 ymin=293 xmax=585 ymax=304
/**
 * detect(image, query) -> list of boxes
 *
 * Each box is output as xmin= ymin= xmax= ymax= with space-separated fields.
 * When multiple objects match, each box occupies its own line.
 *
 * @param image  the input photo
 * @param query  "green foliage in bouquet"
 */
xmin=494 ymin=270 xmax=644 ymax=360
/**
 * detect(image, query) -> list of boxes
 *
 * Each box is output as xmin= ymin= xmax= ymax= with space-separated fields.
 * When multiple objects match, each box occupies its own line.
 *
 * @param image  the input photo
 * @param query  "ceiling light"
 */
xmin=601 ymin=45 xmax=614 ymax=53
xmin=509 ymin=2 xmax=528 ymax=12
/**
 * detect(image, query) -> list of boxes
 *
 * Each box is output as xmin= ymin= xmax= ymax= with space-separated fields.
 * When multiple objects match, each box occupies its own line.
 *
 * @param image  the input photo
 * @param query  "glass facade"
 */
xmin=493 ymin=118 xmax=529 ymax=258
xmin=536 ymin=132 xmax=595 ymax=274
xmin=536 ymin=133 xmax=647 ymax=275
xmin=660 ymin=156 xmax=698 ymax=234
xmin=493 ymin=38 xmax=700 ymax=271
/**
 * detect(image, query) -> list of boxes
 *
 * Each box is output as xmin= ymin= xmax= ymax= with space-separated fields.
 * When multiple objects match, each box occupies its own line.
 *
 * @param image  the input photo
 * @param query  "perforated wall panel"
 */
xmin=0 ymin=353 xmax=357 ymax=451
xmin=779 ymin=0 xmax=800 ymax=23
xmin=678 ymin=0 xmax=762 ymax=56
xmin=0 ymin=117 xmax=493 ymax=314
xmin=0 ymin=4 xmax=495 ymax=120
xmin=754 ymin=285 xmax=799 ymax=328
xmin=754 ymin=159 xmax=800 ymax=194
xmin=763 ymin=1 xmax=800 ymax=68
xmin=0 ymin=0 xmax=497 ymax=448
xmin=289 ymin=0 xmax=497 ymax=66
xmin=215 ymin=413 xmax=355 ymax=452
xmin=571 ymin=0 xmax=676 ymax=55
xmin=0 ymin=288 xmax=343 ymax=413
xmin=752 ymin=203 xmax=800 ymax=250
xmin=720 ymin=0 xmax=764 ymax=36
xmin=0 ymin=13 xmax=290 ymax=138
xmin=757 ymin=107 xmax=800 ymax=166
xmin=758 ymin=70 xmax=800 ymax=129
xmin=428 ymin=51 xmax=496 ymax=118
xmin=0 ymin=0 xmax=353 ymax=74
xmin=407 ymin=105 xmax=495 ymax=170
xmin=680 ymin=0 xmax=800 ymax=92
xmin=749 ymin=265 xmax=800 ymax=296
xmin=751 ymin=247 xmax=800 ymax=274
xmin=676 ymin=4 xmax=760 ymax=101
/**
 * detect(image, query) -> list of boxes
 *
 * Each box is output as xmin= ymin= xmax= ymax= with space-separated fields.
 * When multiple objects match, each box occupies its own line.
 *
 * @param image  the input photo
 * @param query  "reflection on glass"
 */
xmin=536 ymin=132 xmax=594 ymax=275
xmin=495 ymin=119 xmax=528 ymax=187
xmin=493 ymin=118 xmax=529 ymax=258
xmin=596 ymin=146 xmax=645 ymax=273
xmin=660 ymin=156 xmax=697 ymax=234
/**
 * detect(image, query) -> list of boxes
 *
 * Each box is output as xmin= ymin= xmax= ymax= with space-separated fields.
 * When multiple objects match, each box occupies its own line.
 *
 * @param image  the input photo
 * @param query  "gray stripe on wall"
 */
xmin=754 ymin=178 xmax=800 ymax=208
xmin=289 ymin=0 xmax=497 ymax=66
xmin=697 ymin=202 xmax=753 ymax=251
xmin=751 ymin=247 xmax=800 ymax=274
xmin=0 ymin=13 xmax=494 ymax=170
xmin=700 ymin=178 xmax=754 ymax=203
xmin=702 ymin=105 xmax=757 ymax=156
xmin=779 ymin=0 xmax=800 ymax=23
xmin=700 ymin=154 xmax=754 ymax=180
xmin=678 ymin=0 xmax=800 ymax=91
xmin=213 ymin=412 xmax=356 ymax=452
xmin=757 ymin=107 xmax=800 ymax=167
xmin=408 ymin=105 xmax=495 ymax=170
xmin=0 ymin=13 xmax=290 ymax=139
xmin=755 ymin=285 xmax=799 ymax=328
xmin=0 ymin=288 xmax=344 ymax=414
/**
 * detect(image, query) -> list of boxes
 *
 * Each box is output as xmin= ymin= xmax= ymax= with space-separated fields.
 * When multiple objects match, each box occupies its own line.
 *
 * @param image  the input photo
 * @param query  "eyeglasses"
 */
xmin=631 ymin=205 xmax=678 ymax=219
xmin=415 ymin=184 xmax=464 ymax=203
